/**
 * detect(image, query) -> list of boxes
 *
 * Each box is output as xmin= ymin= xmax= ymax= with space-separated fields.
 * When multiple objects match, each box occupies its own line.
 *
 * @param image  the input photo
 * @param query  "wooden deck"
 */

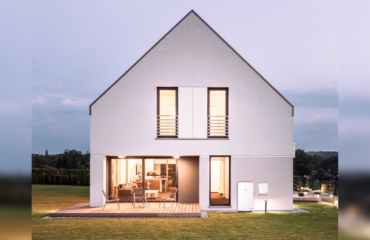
xmin=50 ymin=202 xmax=201 ymax=218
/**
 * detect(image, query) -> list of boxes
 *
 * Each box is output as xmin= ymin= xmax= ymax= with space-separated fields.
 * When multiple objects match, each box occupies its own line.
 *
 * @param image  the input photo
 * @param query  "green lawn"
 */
xmin=321 ymin=198 xmax=335 ymax=204
xmin=32 ymin=185 xmax=338 ymax=239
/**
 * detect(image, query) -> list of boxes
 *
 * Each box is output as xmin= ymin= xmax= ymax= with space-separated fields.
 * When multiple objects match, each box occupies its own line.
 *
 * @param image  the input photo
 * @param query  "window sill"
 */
xmin=155 ymin=138 xmax=230 ymax=140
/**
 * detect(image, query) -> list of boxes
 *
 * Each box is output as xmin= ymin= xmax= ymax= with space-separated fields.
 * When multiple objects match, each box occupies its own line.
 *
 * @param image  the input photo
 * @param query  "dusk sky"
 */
xmin=31 ymin=1 xmax=338 ymax=155
xmin=1 ymin=1 xmax=370 ymax=175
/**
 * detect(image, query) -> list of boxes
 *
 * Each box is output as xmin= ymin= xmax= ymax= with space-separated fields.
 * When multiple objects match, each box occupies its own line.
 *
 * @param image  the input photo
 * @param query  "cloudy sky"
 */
xmin=31 ymin=1 xmax=339 ymax=154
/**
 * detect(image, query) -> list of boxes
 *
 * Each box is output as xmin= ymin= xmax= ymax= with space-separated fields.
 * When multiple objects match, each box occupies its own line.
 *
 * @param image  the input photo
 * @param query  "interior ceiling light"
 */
xmin=173 ymin=156 xmax=180 ymax=159
xmin=118 ymin=155 xmax=126 ymax=158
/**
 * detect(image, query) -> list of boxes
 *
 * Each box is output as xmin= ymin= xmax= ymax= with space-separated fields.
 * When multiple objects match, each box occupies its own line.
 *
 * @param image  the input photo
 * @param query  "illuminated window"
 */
xmin=157 ymin=88 xmax=178 ymax=137
xmin=208 ymin=88 xmax=228 ymax=138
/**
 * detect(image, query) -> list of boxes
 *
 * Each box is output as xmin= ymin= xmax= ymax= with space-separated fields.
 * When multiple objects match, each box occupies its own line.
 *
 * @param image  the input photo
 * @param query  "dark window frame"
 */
xmin=209 ymin=155 xmax=231 ymax=206
xmin=207 ymin=88 xmax=229 ymax=138
xmin=157 ymin=87 xmax=178 ymax=138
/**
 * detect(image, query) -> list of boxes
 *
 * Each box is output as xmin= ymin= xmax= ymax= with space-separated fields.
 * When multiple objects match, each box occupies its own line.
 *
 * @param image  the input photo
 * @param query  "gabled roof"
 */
xmin=89 ymin=10 xmax=294 ymax=116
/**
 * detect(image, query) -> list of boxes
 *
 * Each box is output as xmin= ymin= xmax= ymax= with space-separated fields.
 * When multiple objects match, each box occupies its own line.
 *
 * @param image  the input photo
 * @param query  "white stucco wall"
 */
xmin=199 ymin=156 xmax=293 ymax=211
xmin=178 ymin=87 xmax=193 ymax=138
xmin=90 ymin=12 xmax=293 ymax=156
xmin=192 ymin=87 xmax=208 ymax=138
xmin=90 ymin=155 xmax=106 ymax=207
xmin=89 ymin=12 xmax=294 ymax=210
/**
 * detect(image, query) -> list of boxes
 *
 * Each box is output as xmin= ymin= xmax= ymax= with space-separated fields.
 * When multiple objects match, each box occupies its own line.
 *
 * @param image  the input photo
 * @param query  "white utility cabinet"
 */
xmin=238 ymin=182 xmax=254 ymax=211
xmin=258 ymin=183 xmax=268 ymax=194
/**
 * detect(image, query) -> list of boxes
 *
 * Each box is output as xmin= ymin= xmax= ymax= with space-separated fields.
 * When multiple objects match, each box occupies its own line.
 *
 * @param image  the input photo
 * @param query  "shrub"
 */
xmin=32 ymin=173 xmax=37 ymax=184
xmin=298 ymin=192 xmax=304 ymax=196
xmin=313 ymin=190 xmax=322 ymax=195
xmin=80 ymin=174 xmax=86 ymax=186
xmin=32 ymin=168 xmax=90 ymax=186
xmin=300 ymin=187 xmax=312 ymax=192
xmin=72 ymin=175 xmax=78 ymax=185
xmin=64 ymin=175 xmax=69 ymax=185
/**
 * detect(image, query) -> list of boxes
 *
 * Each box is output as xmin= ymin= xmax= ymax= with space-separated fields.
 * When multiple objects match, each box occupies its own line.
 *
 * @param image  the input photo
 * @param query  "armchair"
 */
xmin=102 ymin=190 xmax=120 ymax=210
xmin=132 ymin=188 xmax=150 ymax=208
xmin=159 ymin=188 xmax=178 ymax=207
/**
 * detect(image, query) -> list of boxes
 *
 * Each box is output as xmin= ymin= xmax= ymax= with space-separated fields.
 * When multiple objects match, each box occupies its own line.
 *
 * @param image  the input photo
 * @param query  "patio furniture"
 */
xmin=132 ymin=188 xmax=150 ymax=208
xmin=145 ymin=190 xmax=160 ymax=198
xmin=159 ymin=188 xmax=178 ymax=207
xmin=136 ymin=181 xmax=150 ymax=189
xmin=118 ymin=189 xmax=133 ymax=201
xmin=102 ymin=190 xmax=120 ymax=210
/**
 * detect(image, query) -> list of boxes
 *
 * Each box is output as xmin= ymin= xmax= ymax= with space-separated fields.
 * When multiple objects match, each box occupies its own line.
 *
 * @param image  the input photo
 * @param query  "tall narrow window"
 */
xmin=210 ymin=156 xmax=230 ymax=206
xmin=157 ymin=88 xmax=178 ymax=137
xmin=208 ymin=88 xmax=228 ymax=138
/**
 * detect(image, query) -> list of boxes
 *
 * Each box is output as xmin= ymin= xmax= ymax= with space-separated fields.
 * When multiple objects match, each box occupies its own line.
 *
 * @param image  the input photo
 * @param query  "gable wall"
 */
xmin=90 ymin=13 xmax=293 ymax=156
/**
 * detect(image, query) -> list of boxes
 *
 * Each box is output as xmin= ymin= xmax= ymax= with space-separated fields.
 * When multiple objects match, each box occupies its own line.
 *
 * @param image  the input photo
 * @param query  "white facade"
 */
xmin=89 ymin=11 xmax=294 ymax=211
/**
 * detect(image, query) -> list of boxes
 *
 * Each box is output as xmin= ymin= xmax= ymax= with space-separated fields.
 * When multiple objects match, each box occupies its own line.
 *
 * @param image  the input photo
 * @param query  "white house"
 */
xmin=89 ymin=10 xmax=295 ymax=212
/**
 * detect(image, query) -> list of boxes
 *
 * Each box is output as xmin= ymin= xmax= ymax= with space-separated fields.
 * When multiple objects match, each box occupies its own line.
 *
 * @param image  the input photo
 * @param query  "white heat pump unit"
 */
xmin=238 ymin=182 xmax=254 ymax=211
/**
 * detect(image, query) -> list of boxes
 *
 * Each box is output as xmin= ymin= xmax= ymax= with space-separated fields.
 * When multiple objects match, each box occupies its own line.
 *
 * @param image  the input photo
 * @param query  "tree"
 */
xmin=33 ymin=149 xmax=90 ymax=170
xmin=294 ymin=149 xmax=314 ymax=192
xmin=319 ymin=156 xmax=338 ymax=172
xmin=56 ymin=149 xmax=84 ymax=169
xmin=312 ymin=154 xmax=325 ymax=170
xmin=317 ymin=168 xmax=326 ymax=192
xmin=57 ymin=151 xmax=68 ymax=169
xmin=317 ymin=168 xmax=326 ymax=178
xmin=32 ymin=154 xmax=43 ymax=167
xmin=330 ymin=163 xmax=338 ymax=195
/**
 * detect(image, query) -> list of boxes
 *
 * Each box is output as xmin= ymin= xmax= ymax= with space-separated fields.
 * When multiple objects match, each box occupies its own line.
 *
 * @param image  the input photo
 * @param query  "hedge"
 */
xmin=32 ymin=168 xmax=90 ymax=186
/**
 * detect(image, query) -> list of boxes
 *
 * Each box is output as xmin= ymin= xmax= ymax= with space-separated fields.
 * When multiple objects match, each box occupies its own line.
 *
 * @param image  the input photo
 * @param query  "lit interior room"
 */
xmin=158 ymin=89 xmax=177 ymax=136
xmin=109 ymin=158 xmax=177 ymax=202
xmin=209 ymin=89 xmax=227 ymax=136
xmin=210 ymin=157 xmax=230 ymax=205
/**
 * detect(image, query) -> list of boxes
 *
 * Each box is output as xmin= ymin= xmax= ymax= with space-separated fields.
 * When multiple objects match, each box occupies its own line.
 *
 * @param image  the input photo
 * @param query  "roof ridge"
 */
xmin=89 ymin=10 xmax=294 ymax=116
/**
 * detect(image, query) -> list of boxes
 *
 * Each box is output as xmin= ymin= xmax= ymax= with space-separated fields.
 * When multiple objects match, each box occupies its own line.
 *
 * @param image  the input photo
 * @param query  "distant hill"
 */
xmin=306 ymin=151 xmax=338 ymax=159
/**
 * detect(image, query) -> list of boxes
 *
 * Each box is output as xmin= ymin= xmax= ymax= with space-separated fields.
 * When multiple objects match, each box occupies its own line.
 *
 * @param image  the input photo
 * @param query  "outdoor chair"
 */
xmin=102 ymin=190 xmax=120 ymax=210
xmin=159 ymin=188 xmax=178 ymax=207
xmin=132 ymin=187 xmax=150 ymax=208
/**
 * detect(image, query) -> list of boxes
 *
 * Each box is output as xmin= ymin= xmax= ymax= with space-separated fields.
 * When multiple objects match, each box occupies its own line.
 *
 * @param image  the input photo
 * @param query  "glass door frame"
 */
xmin=107 ymin=156 xmax=178 ymax=203
xmin=157 ymin=87 xmax=178 ymax=138
xmin=207 ymin=88 xmax=229 ymax=138
xmin=209 ymin=155 xmax=231 ymax=206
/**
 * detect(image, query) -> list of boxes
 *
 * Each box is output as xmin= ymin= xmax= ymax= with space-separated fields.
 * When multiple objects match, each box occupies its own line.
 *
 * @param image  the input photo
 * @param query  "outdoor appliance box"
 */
xmin=238 ymin=182 xmax=254 ymax=211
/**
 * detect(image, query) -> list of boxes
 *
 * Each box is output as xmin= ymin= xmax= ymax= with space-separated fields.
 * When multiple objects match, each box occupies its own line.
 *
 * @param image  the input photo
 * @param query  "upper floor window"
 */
xmin=157 ymin=87 xmax=178 ymax=138
xmin=208 ymin=88 xmax=228 ymax=138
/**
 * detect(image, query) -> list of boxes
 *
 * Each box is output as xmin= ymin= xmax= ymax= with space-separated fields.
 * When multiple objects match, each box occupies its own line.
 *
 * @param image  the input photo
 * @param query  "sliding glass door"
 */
xmin=144 ymin=159 xmax=177 ymax=201
xmin=108 ymin=157 xmax=177 ymax=202
xmin=109 ymin=158 xmax=142 ymax=202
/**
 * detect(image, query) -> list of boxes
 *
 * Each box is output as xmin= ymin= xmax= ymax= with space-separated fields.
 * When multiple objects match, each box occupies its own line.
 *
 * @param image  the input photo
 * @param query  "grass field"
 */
xmin=321 ymin=198 xmax=335 ymax=204
xmin=32 ymin=185 xmax=338 ymax=239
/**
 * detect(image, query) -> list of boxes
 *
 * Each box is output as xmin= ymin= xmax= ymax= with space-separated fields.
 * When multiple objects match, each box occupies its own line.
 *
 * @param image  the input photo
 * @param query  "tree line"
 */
xmin=32 ymin=149 xmax=90 ymax=169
